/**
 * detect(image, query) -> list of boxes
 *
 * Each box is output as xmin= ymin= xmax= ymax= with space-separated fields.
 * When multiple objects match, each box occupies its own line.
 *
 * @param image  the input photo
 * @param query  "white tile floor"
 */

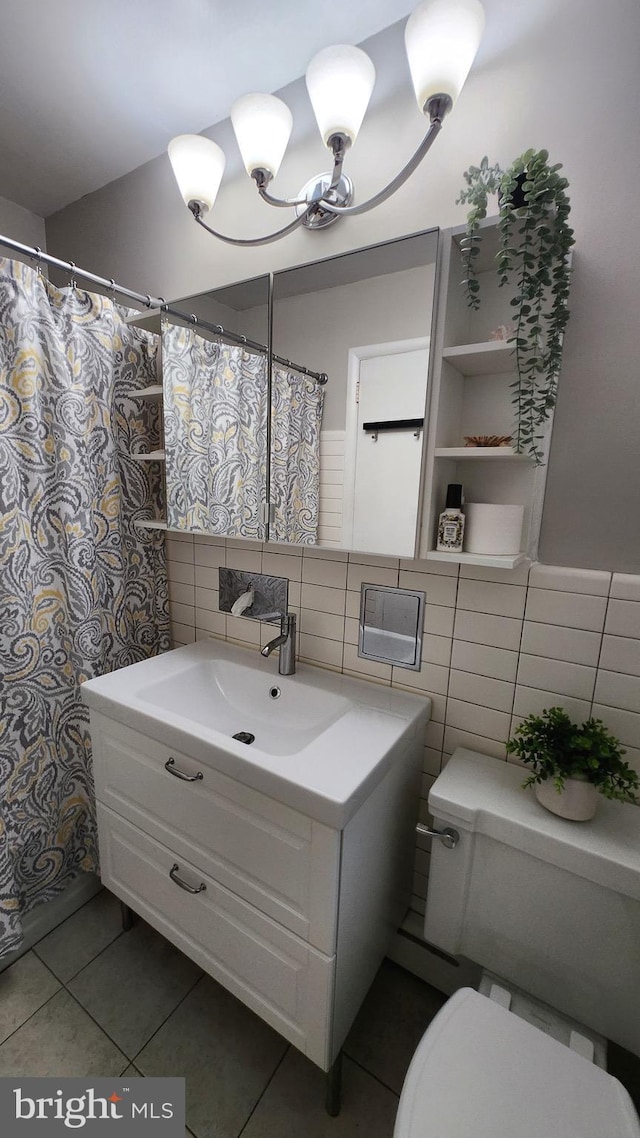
xmin=0 ymin=890 xmax=447 ymax=1137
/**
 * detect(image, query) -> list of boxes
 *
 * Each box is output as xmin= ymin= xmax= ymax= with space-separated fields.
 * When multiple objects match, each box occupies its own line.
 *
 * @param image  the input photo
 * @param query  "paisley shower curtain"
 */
xmin=162 ymin=324 xmax=268 ymax=538
xmin=0 ymin=258 xmax=170 ymax=955
xmin=270 ymin=365 xmax=324 ymax=544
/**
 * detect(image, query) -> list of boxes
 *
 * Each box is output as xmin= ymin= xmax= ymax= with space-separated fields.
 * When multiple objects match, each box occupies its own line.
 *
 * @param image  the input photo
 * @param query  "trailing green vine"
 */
xmin=457 ymin=149 xmax=574 ymax=463
xmin=456 ymin=156 xmax=503 ymax=310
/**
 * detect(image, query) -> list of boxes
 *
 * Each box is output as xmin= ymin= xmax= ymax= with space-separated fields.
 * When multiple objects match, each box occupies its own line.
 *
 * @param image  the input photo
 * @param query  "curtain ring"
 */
xmin=68 ymin=261 xmax=77 ymax=289
xmin=144 ymin=294 xmax=152 ymax=308
xmin=109 ymin=278 xmax=116 ymax=303
xmin=190 ymin=314 xmax=198 ymax=326
xmin=34 ymin=246 xmax=43 ymax=276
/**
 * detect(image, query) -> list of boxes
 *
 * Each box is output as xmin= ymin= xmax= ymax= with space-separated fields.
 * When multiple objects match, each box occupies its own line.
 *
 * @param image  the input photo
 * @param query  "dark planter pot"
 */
xmin=498 ymin=171 xmax=528 ymax=211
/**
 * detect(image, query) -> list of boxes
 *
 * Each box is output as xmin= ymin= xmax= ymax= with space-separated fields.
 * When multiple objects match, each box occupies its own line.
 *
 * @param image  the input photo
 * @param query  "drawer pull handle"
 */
xmin=169 ymin=863 xmax=206 ymax=894
xmin=165 ymin=757 xmax=203 ymax=783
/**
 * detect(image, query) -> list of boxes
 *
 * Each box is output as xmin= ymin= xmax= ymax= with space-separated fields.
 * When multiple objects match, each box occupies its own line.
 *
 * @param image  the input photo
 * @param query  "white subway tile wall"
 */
xmin=318 ymin=430 xmax=345 ymax=547
xmin=165 ymin=546 xmax=640 ymax=915
xmin=605 ymin=599 xmax=640 ymax=639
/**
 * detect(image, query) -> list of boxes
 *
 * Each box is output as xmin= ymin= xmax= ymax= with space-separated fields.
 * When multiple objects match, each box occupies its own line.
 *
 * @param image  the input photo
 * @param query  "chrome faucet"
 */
xmin=261 ymin=613 xmax=297 ymax=676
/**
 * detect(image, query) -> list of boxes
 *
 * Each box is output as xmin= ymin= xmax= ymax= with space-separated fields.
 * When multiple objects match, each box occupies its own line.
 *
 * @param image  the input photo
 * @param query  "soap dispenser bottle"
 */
xmin=436 ymin=484 xmax=465 ymax=552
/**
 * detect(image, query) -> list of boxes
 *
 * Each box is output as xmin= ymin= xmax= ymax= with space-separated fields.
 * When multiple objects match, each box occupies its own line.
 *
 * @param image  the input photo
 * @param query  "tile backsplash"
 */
xmin=165 ymin=533 xmax=640 ymax=917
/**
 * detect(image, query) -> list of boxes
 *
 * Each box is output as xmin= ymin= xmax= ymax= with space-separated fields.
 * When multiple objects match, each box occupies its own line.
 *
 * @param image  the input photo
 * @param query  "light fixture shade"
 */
xmin=167 ymin=134 xmax=226 ymax=213
xmin=231 ymin=93 xmax=293 ymax=179
xmin=305 ymin=45 xmax=375 ymax=147
xmin=405 ymin=0 xmax=485 ymax=111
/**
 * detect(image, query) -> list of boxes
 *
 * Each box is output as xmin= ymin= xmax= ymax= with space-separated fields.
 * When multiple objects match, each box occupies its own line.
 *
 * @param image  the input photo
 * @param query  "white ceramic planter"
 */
xmin=535 ymin=776 xmax=598 ymax=821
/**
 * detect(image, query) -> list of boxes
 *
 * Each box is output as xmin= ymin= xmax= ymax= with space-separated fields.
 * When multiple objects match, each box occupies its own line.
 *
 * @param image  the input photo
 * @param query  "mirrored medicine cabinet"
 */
xmin=159 ymin=227 xmax=440 ymax=560
xmin=271 ymin=230 xmax=439 ymax=556
xmin=135 ymin=213 xmax=560 ymax=572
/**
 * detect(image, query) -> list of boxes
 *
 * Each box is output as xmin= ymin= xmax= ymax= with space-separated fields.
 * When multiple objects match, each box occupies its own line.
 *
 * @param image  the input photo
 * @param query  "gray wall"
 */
xmin=46 ymin=0 xmax=640 ymax=572
xmin=0 ymin=194 xmax=46 ymax=254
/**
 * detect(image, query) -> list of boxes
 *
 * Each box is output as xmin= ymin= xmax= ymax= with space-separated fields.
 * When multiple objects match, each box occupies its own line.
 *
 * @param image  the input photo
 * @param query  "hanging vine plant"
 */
xmin=457 ymin=149 xmax=574 ymax=463
xmin=457 ymin=155 xmax=504 ymax=309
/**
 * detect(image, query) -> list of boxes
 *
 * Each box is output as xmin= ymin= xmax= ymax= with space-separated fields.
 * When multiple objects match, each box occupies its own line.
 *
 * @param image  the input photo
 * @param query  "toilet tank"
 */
xmin=424 ymin=749 xmax=640 ymax=1057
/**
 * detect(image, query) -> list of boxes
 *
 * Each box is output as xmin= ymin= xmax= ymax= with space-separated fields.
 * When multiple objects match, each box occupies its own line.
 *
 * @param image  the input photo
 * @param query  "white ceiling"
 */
xmin=0 ymin=0 xmax=423 ymax=218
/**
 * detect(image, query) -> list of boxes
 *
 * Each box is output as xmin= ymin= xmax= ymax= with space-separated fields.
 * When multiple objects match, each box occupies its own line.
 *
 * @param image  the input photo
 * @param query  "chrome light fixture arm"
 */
xmin=315 ymin=96 xmax=449 ymax=218
xmin=255 ymin=171 xmax=309 ymax=210
xmin=187 ymin=103 xmax=446 ymax=242
xmin=253 ymin=170 xmax=310 ymax=209
xmin=190 ymin=201 xmax=314 ymax=247
xmin=256 ymin=185 xmax=310 ymax=209
xmin=255 ymin=135 xmax=348 ymax=209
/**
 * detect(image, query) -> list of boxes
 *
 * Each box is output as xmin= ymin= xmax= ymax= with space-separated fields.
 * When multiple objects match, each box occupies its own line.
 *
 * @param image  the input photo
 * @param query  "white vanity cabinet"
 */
xmin=89 ymin=703 xmax=422 ymax=1070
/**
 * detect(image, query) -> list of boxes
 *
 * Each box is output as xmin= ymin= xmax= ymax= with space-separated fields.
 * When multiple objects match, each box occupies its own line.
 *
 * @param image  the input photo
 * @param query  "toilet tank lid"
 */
xmin=429 ymin=750 xmax=640 ymax=900
xmin=394 ymin=988 xmax=640 ymax=1138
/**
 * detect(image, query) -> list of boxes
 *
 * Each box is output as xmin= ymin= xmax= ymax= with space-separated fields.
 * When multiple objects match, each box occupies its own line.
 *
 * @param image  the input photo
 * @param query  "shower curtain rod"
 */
xmin=0 ymin=232 xmax=328 ymax=385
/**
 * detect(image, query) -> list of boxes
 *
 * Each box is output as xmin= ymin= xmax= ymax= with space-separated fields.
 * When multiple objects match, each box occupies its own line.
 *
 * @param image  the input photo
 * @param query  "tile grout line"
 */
xmin=58 ymin=985 xmax=144 ymax=1064
xmin=591 ymin=583 xmax=612 ymax=720
xmin=0 ymin=974 xmax=64 ymax=1050
xmin=440 ymin=564 xmax=461 ymax=771
xmin=235 ymin=1044 xmax=291 ymax=1138
xmin=1 ymin=922 xmax=206 ymax=1071
xmin=128 ymin=968 xmax=206 ymax=1069
xmin=62 ymin=963 xmax=205 ymax=1071
xmin=29 ymin=885 xmax=109 ymax=953
xmin=341 ymin=1049 xmax=402 ymax=1100
xmin=509 ymin=568 xmax=532 ymax=747
xmin=33 ymin=926 xmax=126 ymax=987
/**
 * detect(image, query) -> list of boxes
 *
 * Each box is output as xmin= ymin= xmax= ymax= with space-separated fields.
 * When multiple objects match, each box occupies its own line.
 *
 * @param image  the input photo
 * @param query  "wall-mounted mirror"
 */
xmin=160 ymin=232 xmax=438 ymax=557
xmin=162 ymin=274 xmax=270 ymax=539
xmin=271 ymin=229 xmax=439 ymax=557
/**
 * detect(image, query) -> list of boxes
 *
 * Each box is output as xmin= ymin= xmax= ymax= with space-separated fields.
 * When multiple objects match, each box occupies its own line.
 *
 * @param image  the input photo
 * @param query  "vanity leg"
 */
xmin=325 ymin=1051 xmax=342 ymax=1117
xmin=120 ymin=902 xmax=134 ymax=932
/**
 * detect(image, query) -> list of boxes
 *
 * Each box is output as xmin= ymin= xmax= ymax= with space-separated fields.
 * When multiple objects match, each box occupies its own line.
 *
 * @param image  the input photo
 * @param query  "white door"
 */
xmin=346 ymin=341 xmax=429 ymax=556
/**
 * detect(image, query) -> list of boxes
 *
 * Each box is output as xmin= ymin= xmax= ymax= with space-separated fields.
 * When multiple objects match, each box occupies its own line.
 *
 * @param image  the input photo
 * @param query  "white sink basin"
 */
xmin=81 ymin=640 xmax=430 ymax=826
xmin=136 ymin=657 xmax=352 ymax=757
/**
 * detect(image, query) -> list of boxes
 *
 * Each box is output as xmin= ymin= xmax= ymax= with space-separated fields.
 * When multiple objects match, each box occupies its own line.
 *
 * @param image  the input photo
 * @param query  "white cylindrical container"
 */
xmin=464 ymin=503 xmax=524 ymax=555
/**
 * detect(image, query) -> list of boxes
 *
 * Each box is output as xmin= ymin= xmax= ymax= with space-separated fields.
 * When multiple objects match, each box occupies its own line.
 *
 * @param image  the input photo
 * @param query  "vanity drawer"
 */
xmin=98 ymin=805 xmax=334 ymax=1067
xmin=90 ymin=713 xmax=339 ymax=954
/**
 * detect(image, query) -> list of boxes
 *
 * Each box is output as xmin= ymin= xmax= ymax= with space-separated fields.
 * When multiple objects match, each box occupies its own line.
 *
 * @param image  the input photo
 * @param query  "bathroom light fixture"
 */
xmin=168 ymin=0 xmax=485 ymax=246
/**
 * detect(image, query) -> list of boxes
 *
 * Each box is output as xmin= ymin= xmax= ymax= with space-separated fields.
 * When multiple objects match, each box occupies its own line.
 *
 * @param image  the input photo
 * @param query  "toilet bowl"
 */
xmin=394 ymin=987 xmax=640 ymax=1138
xmin=395 ymin=748 xmax=640 ymax=1137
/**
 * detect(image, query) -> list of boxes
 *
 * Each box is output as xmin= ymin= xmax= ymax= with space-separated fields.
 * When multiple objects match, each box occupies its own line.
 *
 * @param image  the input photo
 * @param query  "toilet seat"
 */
xmin=394 ymin=988 xmax=640 ymax=1138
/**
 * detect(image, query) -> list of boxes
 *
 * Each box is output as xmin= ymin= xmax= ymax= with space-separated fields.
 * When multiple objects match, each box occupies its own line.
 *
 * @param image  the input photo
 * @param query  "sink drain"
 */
xmin=232 ymin=731 xmax=255 ymax=745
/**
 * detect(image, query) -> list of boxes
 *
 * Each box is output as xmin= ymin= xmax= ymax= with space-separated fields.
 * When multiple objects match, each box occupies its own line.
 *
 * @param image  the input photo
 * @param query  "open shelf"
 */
xmin=125 ymin=311 xmax=163 ymax=334
xmin=135 ymin=518 xmax=167 ymax=531
xmin=124 ymin=385 xmax=163 ymax=399
xmin=442 ymin=340 xmax=515 ymax=375
xmin=426 ymin=550 xmax=528 ymax=569
xmin=130 ymin=449 xmax=165 ymax=462
xmin=434 ymin=447 xmax=530 ymax=461
xmin=419 ymin=217 xmax=555 ymax=567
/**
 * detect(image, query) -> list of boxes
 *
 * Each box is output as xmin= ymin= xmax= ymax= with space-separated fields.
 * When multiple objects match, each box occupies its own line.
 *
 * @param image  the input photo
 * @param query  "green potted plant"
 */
xmin=506 ymin=706 xmax=639 ymax=820
xmin=457 ymin=149 xmax=575 ymax=463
